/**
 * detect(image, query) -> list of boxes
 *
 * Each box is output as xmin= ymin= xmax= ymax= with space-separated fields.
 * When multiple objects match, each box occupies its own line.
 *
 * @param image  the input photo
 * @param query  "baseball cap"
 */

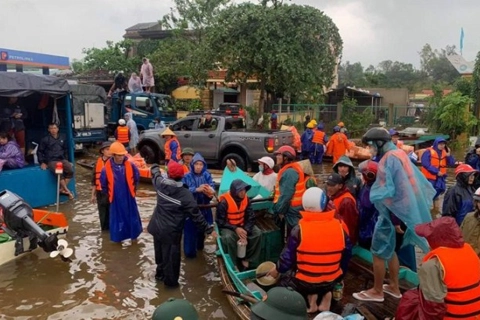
xmin=167 ymin=161 xmax=185 ymax=180
xmin=152 ymin=298 xmax=199 ymax=320
xmin=325 ymin=173 xmax=344 ymax=186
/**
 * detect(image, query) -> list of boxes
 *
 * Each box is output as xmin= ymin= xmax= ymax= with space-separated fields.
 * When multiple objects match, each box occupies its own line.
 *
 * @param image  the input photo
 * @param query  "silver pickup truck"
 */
xmin=137 ymin=114 xmax=294 ymax=170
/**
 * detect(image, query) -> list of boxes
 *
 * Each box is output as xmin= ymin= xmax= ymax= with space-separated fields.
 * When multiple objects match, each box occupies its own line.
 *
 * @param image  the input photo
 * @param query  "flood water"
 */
xmin=0 ymin=150 xmax=461 ymax=320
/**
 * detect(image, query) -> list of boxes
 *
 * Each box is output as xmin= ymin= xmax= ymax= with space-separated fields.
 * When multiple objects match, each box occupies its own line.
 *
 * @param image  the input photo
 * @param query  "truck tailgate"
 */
xmin=274 ymin=130 xmax=294 ymax=147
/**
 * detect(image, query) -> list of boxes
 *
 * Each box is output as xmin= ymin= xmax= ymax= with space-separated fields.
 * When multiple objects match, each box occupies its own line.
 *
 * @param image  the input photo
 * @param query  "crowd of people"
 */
xmin=84 ymin=108 xmax=480 ymax=320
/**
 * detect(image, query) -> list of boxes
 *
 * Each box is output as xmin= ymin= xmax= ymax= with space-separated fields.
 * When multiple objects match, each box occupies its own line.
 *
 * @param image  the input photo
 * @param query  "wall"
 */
xmin=364 ymin=87 xmax=409 ymax=106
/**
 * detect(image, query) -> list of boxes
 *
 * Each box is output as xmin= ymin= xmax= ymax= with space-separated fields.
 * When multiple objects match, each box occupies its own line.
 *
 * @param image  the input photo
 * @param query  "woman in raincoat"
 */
xmin=182 ymin=153 xmax=216 ymax=258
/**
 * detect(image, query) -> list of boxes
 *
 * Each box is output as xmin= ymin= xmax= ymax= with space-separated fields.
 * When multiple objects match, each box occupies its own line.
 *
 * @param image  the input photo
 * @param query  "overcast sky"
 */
xmin=0 ymin=0 xmax=478 ymax=68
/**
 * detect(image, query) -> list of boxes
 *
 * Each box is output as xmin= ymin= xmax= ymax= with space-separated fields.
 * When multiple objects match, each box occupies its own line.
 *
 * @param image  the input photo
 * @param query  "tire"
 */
xmin=221 ymin=153 xmax=247 ymax=171
xmin=139 ymin=143 xmax=159 ymax=164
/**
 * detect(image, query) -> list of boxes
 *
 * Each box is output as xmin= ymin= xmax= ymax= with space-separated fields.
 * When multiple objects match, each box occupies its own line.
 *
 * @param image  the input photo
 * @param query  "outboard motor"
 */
xmin=0 ymin=190 xmax=73 ymax=260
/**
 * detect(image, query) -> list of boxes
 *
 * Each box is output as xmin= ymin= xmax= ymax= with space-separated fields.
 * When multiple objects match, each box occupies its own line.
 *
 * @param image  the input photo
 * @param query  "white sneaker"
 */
xmin=122 ymin=239 xmax=132 ymax=247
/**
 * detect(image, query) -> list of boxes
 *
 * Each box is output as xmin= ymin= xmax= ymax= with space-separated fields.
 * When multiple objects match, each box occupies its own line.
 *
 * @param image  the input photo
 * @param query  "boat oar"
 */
xmin=222 ymin=289 xmax=259 ymax=304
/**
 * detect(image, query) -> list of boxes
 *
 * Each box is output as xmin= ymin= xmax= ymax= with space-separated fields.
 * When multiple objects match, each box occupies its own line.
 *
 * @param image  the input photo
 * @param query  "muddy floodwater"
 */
xmin=0 ymin=152 xmax=459 ymax=320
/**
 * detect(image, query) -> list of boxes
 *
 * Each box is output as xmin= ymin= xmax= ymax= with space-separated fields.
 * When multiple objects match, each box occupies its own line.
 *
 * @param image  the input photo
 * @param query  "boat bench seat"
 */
xmin=0 ymin=163 xmax=75 ymax=208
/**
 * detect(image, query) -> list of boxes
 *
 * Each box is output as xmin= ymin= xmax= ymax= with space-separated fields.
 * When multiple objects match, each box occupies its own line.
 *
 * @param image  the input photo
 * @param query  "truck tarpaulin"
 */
xmin=0 ymin=72 xmax=70 ymax=97
xmin=70 ymin=84 xmax=107 ymax=115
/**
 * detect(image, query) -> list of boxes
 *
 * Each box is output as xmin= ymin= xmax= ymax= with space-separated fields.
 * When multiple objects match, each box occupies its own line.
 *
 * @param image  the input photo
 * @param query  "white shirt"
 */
xmin=252 ymin=172 xmax=277 ymax=193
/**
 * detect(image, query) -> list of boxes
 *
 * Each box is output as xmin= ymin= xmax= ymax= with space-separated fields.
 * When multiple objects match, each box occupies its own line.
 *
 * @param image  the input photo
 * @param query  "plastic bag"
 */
xmin=313 ymin=312 xmax=364 ymax=320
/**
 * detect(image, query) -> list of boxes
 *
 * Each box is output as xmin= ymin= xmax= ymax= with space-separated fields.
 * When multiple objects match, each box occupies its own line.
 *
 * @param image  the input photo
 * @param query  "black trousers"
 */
xmin=96 ymin=191 xmax=110 ymax=231
xmin=153 ymin=237 xmax=181 ymax=287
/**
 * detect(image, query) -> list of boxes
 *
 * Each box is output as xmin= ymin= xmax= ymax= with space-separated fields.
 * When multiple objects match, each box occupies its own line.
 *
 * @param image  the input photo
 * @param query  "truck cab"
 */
xmin=109 ymin=92 xmax=177 ymax=135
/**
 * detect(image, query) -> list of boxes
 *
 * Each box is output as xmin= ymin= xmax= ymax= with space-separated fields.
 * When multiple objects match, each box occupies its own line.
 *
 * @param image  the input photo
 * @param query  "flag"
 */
xmin=460 ymin=27 xmax=465 ymax=55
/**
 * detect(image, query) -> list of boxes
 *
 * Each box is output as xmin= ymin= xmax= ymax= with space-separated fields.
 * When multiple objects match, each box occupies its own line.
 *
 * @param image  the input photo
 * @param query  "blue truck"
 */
xmin=70 ymin=84 xmax=177 ymax=150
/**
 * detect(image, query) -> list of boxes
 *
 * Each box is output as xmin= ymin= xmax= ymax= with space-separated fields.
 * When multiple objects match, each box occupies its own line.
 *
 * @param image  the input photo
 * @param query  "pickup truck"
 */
xmin=137 ymin=114 xmax=294 ymax=170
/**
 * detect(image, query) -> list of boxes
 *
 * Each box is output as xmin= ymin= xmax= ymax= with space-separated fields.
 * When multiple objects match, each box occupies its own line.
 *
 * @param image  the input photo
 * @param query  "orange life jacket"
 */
xmin=423 ymin=244 xmax=480 ymax=319
xmin=273 ymin=162 xmax=306 ymax=207
xmin=116 ymin=126 xmax=130 ymax=144
xmin=421 ymin=148 xmax=447 ymax=181
xmin=165 ymin=138 xmax=182 ymax=161
xmin=94 ymin=157 xmax=108 ymax=191
xmin=295 ymin=210 xmax=345 ymax=283
xmin=104 ymin=159 xmax=136 ymax=203
xmin=219 ymin=192 xmax=249 ymax=226
xmin=183 ymin=164 xmax=190 ymax=174
xmin=332 ymin=191 xmax=355 ymax=213
xmin=312 ymin=130 xmax=326 ymax=145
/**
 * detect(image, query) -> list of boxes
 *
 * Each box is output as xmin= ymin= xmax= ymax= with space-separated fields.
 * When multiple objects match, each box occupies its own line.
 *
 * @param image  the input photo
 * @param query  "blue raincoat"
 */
xmin=300 ymin=128 xmax=314 ymax=160
xmin=442 ymin=172 xmax=476 ymax=225
xmin=182 ymin=153 xmax=215 ymax=258
xmin=100 ymin=157 xmax=142 ymax=243
xmin=420 ymin=137 xmax=455 ymax=199
xmin=312 ymin=124 xmax=328 ymax=164
xmin=370 ymin=142 xmax=435 ymax=259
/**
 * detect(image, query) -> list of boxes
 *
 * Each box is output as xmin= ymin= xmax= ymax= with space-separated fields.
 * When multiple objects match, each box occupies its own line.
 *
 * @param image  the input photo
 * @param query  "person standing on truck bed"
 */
xmin=198 ymin=111 xmax=217 ymax=129
xmin=160 ymin=128 xmax=181 ymax=164
xmin=140 ymin=58 xmax=155 ymax=93
xmin=272 ymin=145 xmax=307 ymax=240
xmin=107 ymin=72 xmax=127 ymax=98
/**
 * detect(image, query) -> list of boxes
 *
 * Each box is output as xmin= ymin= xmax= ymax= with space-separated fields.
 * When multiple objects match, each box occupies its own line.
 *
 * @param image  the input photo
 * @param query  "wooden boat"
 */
xmin=0 ymin=209 xmax=69 ymax=266
xmin=216 ymin=167 xmax=419 ymax=320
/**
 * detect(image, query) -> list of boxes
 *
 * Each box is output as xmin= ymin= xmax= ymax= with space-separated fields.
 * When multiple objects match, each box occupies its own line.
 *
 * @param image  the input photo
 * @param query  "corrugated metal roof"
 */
xmin=125 ymin=22 xmax=159 ymax=31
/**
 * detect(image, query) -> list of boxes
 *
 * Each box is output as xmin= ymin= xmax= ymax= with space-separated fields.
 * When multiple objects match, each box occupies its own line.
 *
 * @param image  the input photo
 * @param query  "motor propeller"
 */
xmin=49 ymin=239 xmax=73 ymax=259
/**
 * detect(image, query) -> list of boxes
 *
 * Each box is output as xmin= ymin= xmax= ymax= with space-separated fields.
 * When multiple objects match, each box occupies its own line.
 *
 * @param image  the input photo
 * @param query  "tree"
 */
xmin=81 ymin=40 xmax=141 ymax=74
xmin=471 ymin=51 xmax=480 ymax=117
xmin=433 ymin=91 xmax=477 ymax=140
xmin=204 ymin=2 xmax=342 ymax=114
xmin=338 ymin=61 xmax=366 ymax=87
xmin=419 ymin=44 xmax=459 ymax=84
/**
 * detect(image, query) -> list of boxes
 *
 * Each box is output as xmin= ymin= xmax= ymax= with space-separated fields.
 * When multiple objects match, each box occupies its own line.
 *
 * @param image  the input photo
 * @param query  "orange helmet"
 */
xmin=338 ymin=122 xmax=345 ymax=127
xmin=274 ymin=145 xmax=296 ymax=160
xmin=110 ymin=141 xmax=128 ymax=155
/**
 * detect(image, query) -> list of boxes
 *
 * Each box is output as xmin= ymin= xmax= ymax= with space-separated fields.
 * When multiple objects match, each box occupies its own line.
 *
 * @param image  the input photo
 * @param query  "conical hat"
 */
xmin=160 ymin=127 xmax=176 ymax=137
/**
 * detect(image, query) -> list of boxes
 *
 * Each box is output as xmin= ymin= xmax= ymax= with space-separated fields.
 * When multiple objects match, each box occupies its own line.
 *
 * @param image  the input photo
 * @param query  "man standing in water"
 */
xmin=100 ymin=141 xmax=142 ymax=246
xmin=353 ymin=127 xmax=435 ymax=302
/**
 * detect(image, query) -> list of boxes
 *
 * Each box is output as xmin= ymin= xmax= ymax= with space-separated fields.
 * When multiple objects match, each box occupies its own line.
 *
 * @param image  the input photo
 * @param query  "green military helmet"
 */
xmin=152 ymin=298 xmax=199 ymax=320
xmin=250 ymin=287 xmax=307 ymax=320
xmin=181 ymin=148 xmax=195 ymax=157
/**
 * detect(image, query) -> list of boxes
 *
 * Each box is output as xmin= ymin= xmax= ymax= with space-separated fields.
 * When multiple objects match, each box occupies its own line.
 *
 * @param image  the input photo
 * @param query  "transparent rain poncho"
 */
xmin=370 ymin=142 xmax=435 ymax=259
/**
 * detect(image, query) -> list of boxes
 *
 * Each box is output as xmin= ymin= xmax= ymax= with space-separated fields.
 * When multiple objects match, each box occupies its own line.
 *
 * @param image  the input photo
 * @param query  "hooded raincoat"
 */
xmin=100 ymin=157 xmax=142 ymax=243
xmin=357 ymin=180 xmax=379 ymax=250
xmin=333 ymin=156 xmax=362 ymax=198
xmin=465 ymin=136 xmax=480 ymax=171
xmin=370 ymin=141 xmax=435 ymax=260
xmin=442 ymin=172 xmax=476 ymax=225
xmin=216 ymin=179 xmax=262 ymax=265
xmin=125 ymin=113 xmax=139 ymax=150
xmin=147 ymin=164 xmax=213 ymax=286
xmin=300 ymin=128 xmax=314 ymax=160
xmin=182 ymin=153 xmax=216 ymax=258
xmin=0 ymin=140 xmax=25 ymax=170
xmin=421 ymin=137 xmax=455 ymax=199
xmin=326 ymin=132 xmax=351 ymax=164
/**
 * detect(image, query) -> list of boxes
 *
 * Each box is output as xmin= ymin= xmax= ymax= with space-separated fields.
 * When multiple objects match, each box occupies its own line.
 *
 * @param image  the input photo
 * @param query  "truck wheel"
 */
xmin=139 ymin=144 xmax=159 ymax=164
xmin=221 ymin=153 xmax=247 ymax=171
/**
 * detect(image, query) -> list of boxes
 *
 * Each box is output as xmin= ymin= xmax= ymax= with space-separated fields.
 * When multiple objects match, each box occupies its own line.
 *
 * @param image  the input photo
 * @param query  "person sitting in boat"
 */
xmin=332 ymin=155 xmax=362 ymax=198
xmin=250 ymin=287 xmax=308 ymax=320
xmin=357 ymin=160 xmax=379 ymax=250
xmin=152 ymin=297 xmax=200 ymax=320
xmin=182 ymin=153 xmax=215 ymax=258
xmin=267 ymin=188 xmax=351 ymax=314
xmin=465 ymin=137 xmax=480 ymax=171
xmin=311 ymin=123 xmax=328 ymax=165
xmin=300 ymin=121 xmax=314 ymax=161
xmin=421 ymin=137 xmax=455 ymax=216
xmin=325 ymin=126 xmax=351 ymax=164
xmin=179 ymin=148 xmax=195 ymax=174
xmin=460 ymin=187 xmax=480 ymax=257
xmin=160 ymin=128 xmax=181 ymax=164
xmin=252 ymin=156 xmax=277 ymax=194
xmin=442 ymin=164 xmax=478 ymax=225
xmin=0 ymin=131 xmax=25 ymax=170
xmin=90 ymin=141 xmax=112 ymax=231
xmin=216 ymin=179 xmax=262 ymax=270
xmin=272 ymin=145 xmax=307 ymax=238
xmin=353 ymin=127 xmax=434 ymax=303
xmin=396 ymin=217 xmax=480 ymax=320
xmin=325 ymin=172 xmax=359 ymax=245
xmin=38 ymin=123 xmax=75 ymax=199
xmin=114 ymin=119 xmax=130 ymax=150
xmin=148 ymin=161 xmax=215 ymax=287
xmin=100 ymin=142 xmax=142 ymax=246
xmin=389 ymin=129 xmax=404 ymax=149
